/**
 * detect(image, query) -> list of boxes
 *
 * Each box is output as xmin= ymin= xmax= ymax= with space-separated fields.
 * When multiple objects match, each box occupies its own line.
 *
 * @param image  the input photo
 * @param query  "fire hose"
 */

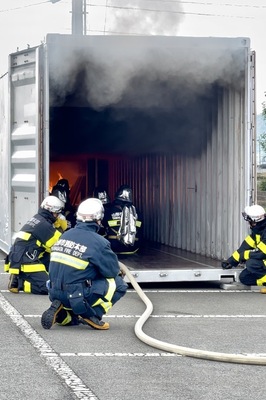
xmin=119 ymin=261 xmax=266 ymax=366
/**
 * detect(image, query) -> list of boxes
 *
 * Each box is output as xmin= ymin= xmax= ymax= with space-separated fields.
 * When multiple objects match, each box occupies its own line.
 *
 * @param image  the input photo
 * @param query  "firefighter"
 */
xmin=41 ymin=198 xmax=128 ymax=330
xmin=222 ymin=204 xmax=266 ymax=292
xmin=4 ymin=196 xmax=67 ymax=295
xmin=51 ymin=178 xmax=76 ymax=228
xmin=93 ymin=186 xmax=111 ymax=236
xmin=104 ymin=185 xmax=142 ymax=255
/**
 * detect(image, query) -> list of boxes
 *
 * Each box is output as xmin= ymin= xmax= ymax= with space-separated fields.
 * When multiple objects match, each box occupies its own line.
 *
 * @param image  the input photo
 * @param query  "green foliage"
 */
xmin=258 ymin=102 xmax=266 ymax=153
xmin=259 ymin=132 xmax=266 ymax=154
xmin=263 ymin=101 xmax=266 ymax=119
xmin=260 ymin=179 xmax=266 ymax=191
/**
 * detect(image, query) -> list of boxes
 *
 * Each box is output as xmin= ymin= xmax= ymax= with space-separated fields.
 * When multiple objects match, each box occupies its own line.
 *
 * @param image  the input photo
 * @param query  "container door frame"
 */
xmin=246 ymin=50 xmax=256 ymax=206
xmin=8 ymin=45 xmax=47 ymax=247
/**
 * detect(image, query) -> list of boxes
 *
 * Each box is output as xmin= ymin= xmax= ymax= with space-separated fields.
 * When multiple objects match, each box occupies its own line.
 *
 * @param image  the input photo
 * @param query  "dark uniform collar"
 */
xmin=37 ymin=207 xmax=57 ymax=223
xmin=75 ymin=221 xmax=100 ymax=232
xmin=251 ymin=218 xmax=266 ymax=234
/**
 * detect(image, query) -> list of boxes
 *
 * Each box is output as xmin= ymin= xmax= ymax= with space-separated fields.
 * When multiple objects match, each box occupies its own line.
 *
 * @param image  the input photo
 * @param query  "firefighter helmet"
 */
xmin=242 ymin=205 xmax=266 ymax=223
xmin=76 ymin=198 xmax=104 ymax=222
xmin=56 ymin=179 xmax=70 ymax=195
xmin=93 ymin=187 xmax=111 ymax=205
xmin=51 ymin=186 xmax=67 ymax=204
xmin=41 ymin=195 xmax=64 ymax=213
xmin=115 ymin=185 xmax=133 ymax=203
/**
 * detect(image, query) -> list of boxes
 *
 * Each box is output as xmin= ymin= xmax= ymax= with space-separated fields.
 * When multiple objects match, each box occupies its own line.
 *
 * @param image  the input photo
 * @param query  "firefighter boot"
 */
xmin=78 ymin=315 xmax=110 ymax=330
xmin=41 ymin=300 xmax=64 ymax=329
xmin=8 ymin=274 xmax=19 ymax=293
xmin=260 ymin=284 xmax=266 ymax=294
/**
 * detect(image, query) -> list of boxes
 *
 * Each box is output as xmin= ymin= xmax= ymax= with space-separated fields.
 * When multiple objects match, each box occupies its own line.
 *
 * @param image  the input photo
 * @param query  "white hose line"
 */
xmin=119 ymin=261 xmax=266 ymax=366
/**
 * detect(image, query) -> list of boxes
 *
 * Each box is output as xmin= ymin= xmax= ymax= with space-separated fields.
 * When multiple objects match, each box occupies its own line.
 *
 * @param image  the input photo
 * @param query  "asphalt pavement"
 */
xmin=1 ymin=250 xmax=266 ymax=400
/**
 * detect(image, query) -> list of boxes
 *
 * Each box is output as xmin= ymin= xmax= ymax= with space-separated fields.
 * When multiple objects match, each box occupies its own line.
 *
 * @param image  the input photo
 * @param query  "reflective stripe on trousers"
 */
xmin=92 ymin=278 xmax=116 ymax=313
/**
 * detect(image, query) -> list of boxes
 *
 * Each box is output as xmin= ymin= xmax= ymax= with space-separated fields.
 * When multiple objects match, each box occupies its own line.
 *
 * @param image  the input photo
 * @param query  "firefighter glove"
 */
xmin=54 ymin=214 xmax=68 ymax=231
xmin=221 ymin=261 xmax=233 ymax=269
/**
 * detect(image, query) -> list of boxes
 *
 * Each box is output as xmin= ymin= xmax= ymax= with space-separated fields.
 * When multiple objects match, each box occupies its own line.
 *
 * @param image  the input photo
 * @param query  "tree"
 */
xmin=258 ymin=101 xmax=266 ymax=154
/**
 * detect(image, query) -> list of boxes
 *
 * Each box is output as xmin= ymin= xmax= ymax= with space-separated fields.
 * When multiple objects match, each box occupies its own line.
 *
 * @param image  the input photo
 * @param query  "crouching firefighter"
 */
xmin=221 ymin=205 xmax=266 ymax=292
xmin=4 ymin=196 xmax=67 ymax=294
xmin=41 ymin=198 xmax=128 ymax=330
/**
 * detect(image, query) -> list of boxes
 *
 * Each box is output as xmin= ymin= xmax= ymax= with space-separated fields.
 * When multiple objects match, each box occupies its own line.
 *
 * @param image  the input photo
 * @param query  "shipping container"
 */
xmin=0 ymin=34 xmax=256 ymax=283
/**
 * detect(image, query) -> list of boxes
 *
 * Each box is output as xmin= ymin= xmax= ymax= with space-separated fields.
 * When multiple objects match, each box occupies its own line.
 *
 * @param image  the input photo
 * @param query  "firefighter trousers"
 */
xmin=49 ymin=276 xmax=128 ymax=319
xmin=18 ymin=270 xmax=49 ymax=295
xmin=239 ymin=259 xmax=266 ymax=286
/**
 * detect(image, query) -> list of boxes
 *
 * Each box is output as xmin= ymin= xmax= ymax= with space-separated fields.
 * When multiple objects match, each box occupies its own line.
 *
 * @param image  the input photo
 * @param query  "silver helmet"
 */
xmin=76 ymin=198 xmax=104 ymax=222
xmin=41 ymin=195 xmax=64 ymax=213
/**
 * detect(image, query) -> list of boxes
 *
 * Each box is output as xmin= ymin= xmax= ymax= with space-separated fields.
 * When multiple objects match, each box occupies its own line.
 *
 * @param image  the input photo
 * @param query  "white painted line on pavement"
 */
xmin=23 ymin=314 xmax=266 ymax=319
xmin=61 ymin=352 xmax=181 ymax=357
xmin=0 ymin=293 xmax=99 ymax=400
xmin=0 ymin=288 xmax=257 ymax=293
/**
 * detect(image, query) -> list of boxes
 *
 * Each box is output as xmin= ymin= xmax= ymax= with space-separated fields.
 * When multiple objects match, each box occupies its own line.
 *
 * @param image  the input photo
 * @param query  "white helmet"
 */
xmin=243 ymin=205 xmax=266 ymax=223
xmin=76 ymin=198 xmax=104 ymax=222
xmin=41 ymin=195 xmax=64 ymax=213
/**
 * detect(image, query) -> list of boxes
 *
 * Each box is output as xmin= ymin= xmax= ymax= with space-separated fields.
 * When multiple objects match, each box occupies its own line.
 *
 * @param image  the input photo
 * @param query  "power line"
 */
xmin=87 ymin=3 xmax=254 ymax=19
xmin=0 ymin=1 xmax=51 ymax=13
xmin=90 ymin=0 xmax=266 ymax=10
xmin=128 ymin=0 xmax=266 ymax=9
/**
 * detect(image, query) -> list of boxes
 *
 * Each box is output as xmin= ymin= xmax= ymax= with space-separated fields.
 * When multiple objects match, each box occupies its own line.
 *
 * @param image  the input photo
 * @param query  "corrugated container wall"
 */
xmin=109 ymin=88 xmax=253 ymax=259
xmin=0 ymin=73 xmax=10 ymax=253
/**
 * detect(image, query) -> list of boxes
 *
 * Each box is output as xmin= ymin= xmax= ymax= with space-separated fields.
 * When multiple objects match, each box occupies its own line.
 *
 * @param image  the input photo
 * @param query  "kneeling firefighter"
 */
xmin=41 ymin=198 xmax=128 ymax=330
xmin=4 ymin=196 xmax=67 ymax=294
xmin=222 ymin=204 xmax=266 ymax=290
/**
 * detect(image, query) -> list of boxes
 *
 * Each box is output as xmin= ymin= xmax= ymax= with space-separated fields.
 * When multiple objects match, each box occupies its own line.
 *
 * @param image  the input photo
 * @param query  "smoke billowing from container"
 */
xmin=48 ymin=5 xmax=247 ymax=156
xmin=49 ymin=39 xmax=245 ymax=110
xmin=107 ymin=0 xmax=184 ymax=36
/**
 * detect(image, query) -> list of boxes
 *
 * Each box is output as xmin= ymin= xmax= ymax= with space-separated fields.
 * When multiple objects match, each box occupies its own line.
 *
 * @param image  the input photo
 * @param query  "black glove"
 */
xmin=118 ymin=269 xmax=126 ymax=278
xmin=221 ymin=261 xmax=233 ymax=269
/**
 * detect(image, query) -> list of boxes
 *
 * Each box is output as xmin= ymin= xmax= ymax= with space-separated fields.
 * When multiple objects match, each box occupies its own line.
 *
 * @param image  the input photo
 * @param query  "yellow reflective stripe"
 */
xmin=243 ymin=250 xmax=250 ymax=260
xmin=21 ymin=263 xmax=47 ymax=273
xmin=92 ymin=278 xmax=116 ymax=313
xmin=4 ymin=262 xmax=10 ymax=272
xmin=136 ymin=221 xmax=142 ymax=227
xmin=46 ymin=230 xmax=62 ymax=248
xmin=9 ymin=267 xmax=20 ymax=274
xmin=23 ymin=281 xmax=31 ymax=293
xmin=50 ymin=252 xmax=88 ymax=270
xmin=257 ymin=241 xmax=266 ymax=254
xmin=57 ymin=311 xmax=72 ymax=326
xmin=256 ymin=234 xmax=261 ymax=244
xmin=36 ymin=240 xmax=42 ymax=247
xmin=245 ymin=235 xmax=256 ymax=248
xmin=105 ymin=278 xmax=116 ymax=301
xmin=15 ymin=231 xmax=31 ymax=240
xmin=108 ymin=220 xmax=120 ymax=227
xmin=232 ymin=251 xmax=240 ymax=262
xmin=92 ymin=299 xmax=112 ymax=313
xmin=116 ymin=248 xmax=139 ymax=255
xmin=257 ymin=274 xmax=266 ymax=286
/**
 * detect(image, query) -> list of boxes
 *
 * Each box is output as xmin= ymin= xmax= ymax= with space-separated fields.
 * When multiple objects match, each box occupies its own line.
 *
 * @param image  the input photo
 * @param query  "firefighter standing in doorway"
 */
xmin=41 ymin=198 xmax=128 ymax=330
xmin=4 ymin=196 xmax=67 ymax=294
xmin=93 ymin=186 xmax=111 ymax=237
xmin=104 ymin=185 xmax=142 ymax=255
xmin=222 ymin=204 xmax=266 ymax=292
xmin=51 ymin=178 xmax=77 ymax=228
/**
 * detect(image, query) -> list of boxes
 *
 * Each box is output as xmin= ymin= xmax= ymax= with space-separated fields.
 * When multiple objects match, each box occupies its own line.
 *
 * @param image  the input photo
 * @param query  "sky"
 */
xmin=0 ymin=0 xmax=265 ymax=113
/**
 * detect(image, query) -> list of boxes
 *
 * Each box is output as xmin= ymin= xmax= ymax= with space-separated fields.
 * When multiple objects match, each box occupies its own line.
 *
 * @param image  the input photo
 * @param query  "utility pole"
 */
xmin=71 ymin=0 xmax=86 ymax=35
xmin=51 ymin=0 xmax=87 ymax=35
